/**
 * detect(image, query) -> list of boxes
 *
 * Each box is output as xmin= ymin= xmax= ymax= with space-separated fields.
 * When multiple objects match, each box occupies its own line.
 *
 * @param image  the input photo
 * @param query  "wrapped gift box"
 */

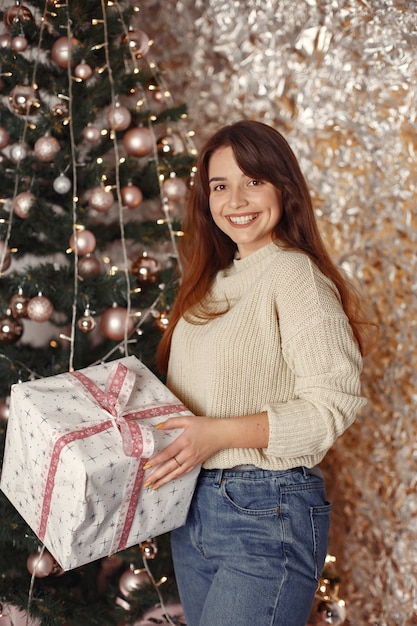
xmin=0 ymin=356 xmax=199 ymax=571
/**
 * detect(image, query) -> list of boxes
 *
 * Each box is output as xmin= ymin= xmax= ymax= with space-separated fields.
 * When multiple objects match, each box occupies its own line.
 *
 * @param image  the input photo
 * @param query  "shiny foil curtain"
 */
xmin=140 ymin=1 xmax=417 ymax=623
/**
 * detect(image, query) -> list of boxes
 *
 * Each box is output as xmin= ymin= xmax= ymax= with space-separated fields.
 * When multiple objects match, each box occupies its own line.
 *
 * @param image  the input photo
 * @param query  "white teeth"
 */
xmin=229 ymin=214 xmax=257 ymax=225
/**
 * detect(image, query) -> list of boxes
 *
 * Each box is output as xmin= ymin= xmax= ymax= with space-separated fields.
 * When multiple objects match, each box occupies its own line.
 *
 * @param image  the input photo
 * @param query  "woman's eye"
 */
xmin=249 ymin=179 xmax=263 ymax=186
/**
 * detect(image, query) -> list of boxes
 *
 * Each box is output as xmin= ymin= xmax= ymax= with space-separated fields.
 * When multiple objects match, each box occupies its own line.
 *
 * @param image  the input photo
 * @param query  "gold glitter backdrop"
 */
xmin=140 ymin=1 xmax=417 ymax=623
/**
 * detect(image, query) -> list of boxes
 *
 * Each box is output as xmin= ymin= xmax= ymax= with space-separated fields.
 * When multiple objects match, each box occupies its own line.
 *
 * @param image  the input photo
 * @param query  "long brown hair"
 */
xmin=157 ymin=120 xmax=371 ymax=373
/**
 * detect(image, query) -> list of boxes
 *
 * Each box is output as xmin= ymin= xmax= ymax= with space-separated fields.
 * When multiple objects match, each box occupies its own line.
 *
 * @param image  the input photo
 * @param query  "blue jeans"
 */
xmin=171 ymin=466 xmax=331 ymax=626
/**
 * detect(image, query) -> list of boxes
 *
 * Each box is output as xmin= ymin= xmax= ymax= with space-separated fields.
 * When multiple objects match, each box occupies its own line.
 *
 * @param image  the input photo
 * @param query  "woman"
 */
xmin=144 ymin=120 xmax=368 ymax=626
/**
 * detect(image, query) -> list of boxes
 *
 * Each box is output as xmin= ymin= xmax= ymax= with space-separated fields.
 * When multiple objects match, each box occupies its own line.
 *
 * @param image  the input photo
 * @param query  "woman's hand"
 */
xmin=143 ymin=415 xmax=224 ymax=490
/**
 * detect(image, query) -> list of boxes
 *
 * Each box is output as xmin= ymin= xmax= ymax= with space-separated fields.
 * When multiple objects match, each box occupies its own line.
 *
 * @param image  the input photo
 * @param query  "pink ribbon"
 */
xmin=37 ymin=361 xmax=188 ymax=555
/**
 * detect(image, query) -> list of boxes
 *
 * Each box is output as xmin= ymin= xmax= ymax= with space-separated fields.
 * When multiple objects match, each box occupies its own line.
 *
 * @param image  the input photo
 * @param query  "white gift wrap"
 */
xmin=0 ymin=356 xmax=199 ymax=571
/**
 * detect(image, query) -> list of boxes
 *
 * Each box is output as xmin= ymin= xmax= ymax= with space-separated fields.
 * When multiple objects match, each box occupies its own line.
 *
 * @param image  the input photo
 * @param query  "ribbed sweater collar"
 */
xmin=213 ymin=242 xmax=280 ymax=299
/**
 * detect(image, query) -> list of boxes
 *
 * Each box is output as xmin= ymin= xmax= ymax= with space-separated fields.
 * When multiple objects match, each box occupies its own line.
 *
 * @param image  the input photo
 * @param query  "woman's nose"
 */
xmin=228 ymin=187 xmax=248 ymax=209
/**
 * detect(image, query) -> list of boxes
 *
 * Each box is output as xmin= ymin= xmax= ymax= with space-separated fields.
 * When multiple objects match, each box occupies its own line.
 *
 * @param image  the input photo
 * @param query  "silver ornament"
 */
xmin=53 ymin=174 xmax=71 ymax=194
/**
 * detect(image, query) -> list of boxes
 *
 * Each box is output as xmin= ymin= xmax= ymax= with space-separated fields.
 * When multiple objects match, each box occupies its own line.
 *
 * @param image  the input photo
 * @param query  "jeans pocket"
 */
xmin=221 ymin=476 xmax=280 ymax=516
xmin=310 ymin=501 xmax=332 ymax=580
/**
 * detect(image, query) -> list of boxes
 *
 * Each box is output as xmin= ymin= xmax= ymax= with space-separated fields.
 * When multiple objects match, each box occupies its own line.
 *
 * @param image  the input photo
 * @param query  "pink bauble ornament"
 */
xmin=0 ymin=126 xmax=11 ymax=149
xmin=3 ymin=4 xmax=34 ymax=27
xmin=78 ymin=253 xmax=101 ymax=277
xmin=123 ymin=29 xmax=150 ymax=58
xmin=0 ymin=603 xmax=40 ymax=626
xmin=88 ymin=186 xmax=114 ymax=212
xmin=0 ymin=399 xmax=9 ymax=422
xmin=51 ymin=36 xmax=79 ymax=68
xmin=163 ymin=176 xmax=188 ymax=201
xmin=107 ymin=104 xmax=131 ymax=131
xmin=11 ymin=35 xmax=29 ymax=52
xmin=0 ymin=241 xmax=11 ymax=272
xmin=82 ymin=124 xmax=101 ymax=143
xmin=100 ymin=306 xmax=135 ymax=341
xmin=34 ymin=136 xmax=60 ymax=162
xmin=69 ymin=229 xmax=96 ymax=255
xmin=26 ymin=550 xmax=55 ymax=578
xmin=53 ymin=173 xmax=71 ymax=194
xmin=10 ymin=142 xmax=29 ymax=162
xmin=9 ymin=85 xmax=40 ymax=116
xmin=9 ymin=291 xmax=29 ymax=318
xmin=0 ymin=34 xmax=12 ymax=48
xmin=12 ymin=191 xmax=35 ymax=218
xmin=27 ymin=295 xmax=54 ymax=322
xmin=0 ymin=312 xmax=23 ymax=343
xmin=121 ymin=184 xmax=143 ymax=209
xmin=74 ymin=62 xmax=93 ymax=81
xmin=123 ymin=126 xmax=154 ymax=158
xmin=118 ymin=568 xmax=151 ymax=597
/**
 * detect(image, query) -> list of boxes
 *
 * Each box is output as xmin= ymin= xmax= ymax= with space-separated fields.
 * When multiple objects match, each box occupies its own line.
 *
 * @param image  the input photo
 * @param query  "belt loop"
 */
xmin=213 ymin=469 xmax=224 ymax=487
xmin=301 ymin=466 xmax=309 ymax=479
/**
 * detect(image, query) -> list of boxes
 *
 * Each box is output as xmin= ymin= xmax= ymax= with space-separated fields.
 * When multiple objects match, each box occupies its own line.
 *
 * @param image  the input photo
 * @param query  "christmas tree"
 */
xmin=0 ymin=1 xmax=194 ymax=624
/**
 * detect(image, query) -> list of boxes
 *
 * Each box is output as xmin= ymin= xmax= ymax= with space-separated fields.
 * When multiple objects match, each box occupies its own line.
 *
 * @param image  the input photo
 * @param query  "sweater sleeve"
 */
xmin=263 ymin=257 xmax=366 ymax=460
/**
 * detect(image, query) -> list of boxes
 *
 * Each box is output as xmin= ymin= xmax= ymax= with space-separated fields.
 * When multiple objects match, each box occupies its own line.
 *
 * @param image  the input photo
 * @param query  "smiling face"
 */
xmin=208 ymin=145 xmax=282 ymax=258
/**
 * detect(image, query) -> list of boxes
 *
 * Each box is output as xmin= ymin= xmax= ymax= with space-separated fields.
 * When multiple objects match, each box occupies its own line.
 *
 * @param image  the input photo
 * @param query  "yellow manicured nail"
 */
xmin=144 ymin=482 xmax=152 ymax=489
xmin=155 ymin=422 xmax=166 ymax=429
xmin=152 ymin=485 xmax=159 ymax=491
xmin=143 ymin=464 xmax=151 ymax=470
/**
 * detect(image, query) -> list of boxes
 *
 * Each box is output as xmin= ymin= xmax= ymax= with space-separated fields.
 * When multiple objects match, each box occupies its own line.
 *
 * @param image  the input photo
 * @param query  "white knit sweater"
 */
xmin=167 ymin=242 xmax=366 ymax=470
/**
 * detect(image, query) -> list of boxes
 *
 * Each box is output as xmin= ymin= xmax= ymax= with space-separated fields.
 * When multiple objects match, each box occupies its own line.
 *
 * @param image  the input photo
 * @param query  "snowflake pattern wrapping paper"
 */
xmin=0 ymin=356 xmax=200 ymax=571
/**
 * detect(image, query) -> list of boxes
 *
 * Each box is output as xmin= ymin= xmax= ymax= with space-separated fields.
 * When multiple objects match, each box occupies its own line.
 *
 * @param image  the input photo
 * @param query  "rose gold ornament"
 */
xmin=155 ymin=310 xmax=170 ymax=332
xmin=88 ymin=186 xmax=114 ymax=212
xmin=12 ymin=191 xmax=35 ymax=219
xmin=0 ymin=126 xmax=10 ymax=149
xmin=26 ymin=550 xmax=56 ymax=578
xmin=0 ymin=311 xmax=23 ymax=343
xmin=11 ymin=35 xmax=29 ymax=52
xmin=74 ymin=62 xmax=93 ymax=81
xmin=77 ymin=308 xmax=96 ymax=333
xmin=9 ymin=290 xmax=29 ymax=318
xmin=123 ymin=126 xmax=154 ymax=158
xmin=10 ymin=142 xmax=29 ymax=162
xmin=0 ymin=399 xmax=9 ymax=422
xmin=34 ymin=135 xmax=60 ymax=162
xmin=3 ymin=4 xmax=34 ymax=27
xmin=51 ymin=36 xmax=79 ymax=68
xmin=122 ymin=29 xmax=150 ymax=59
xmin=107 ymin=104 xmax=131 ymax=131
xmin=157 ymin=133 xmax=184 ymax=156
xmin=27 ymin=295 xmax=54 ymax=322
xmin=140 ymin=539 xmax=158 ymax=560
xmin=100 ymin=306 xmax=135 ymax=341
xmin=131 ymin=253 xmax=161 ymax=286
xmin=82 ymin=124 xmax=101 ymax=143
xmin=69 ymin=229 xmax=96 ymax=255
xmin=118 ymin=567 xmax=152 ymax=597
xmin=0 ymin=241 xmax=11 ymax=272
xmin=9 ymin=84 xmax=40 ymax=116
xmin=121 ymin=183 xmax=143 ymax=209
xmin=51 ymin=101 xmax=68 ymax=118
xmin=0 ymin=34 xmax=12 ymax=48
xmin=78 ymin=253 xmax=101 ymax=277
xmin=163 ymin=176 xmax=188 ymax=201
